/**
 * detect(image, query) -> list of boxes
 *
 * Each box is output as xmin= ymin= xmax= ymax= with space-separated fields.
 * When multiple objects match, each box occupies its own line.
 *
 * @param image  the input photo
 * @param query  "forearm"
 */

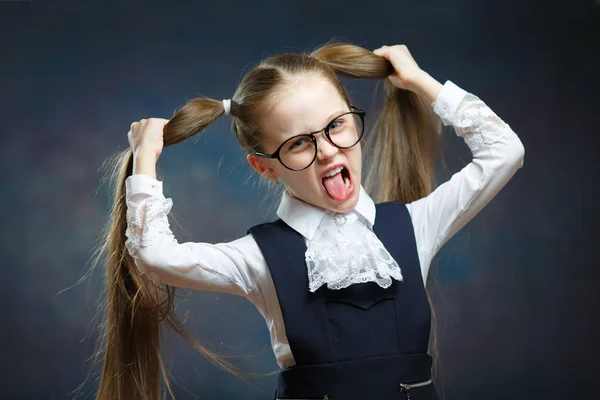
xmin=406 ymin=80 xmax=525 ymax=281
xmin=408 ymin=70 xmax=443 ymax=104
xmin=124 ymin=174 xmax=261 ymax=297
xmin=132 ymin=150 xmax=157 ymax=179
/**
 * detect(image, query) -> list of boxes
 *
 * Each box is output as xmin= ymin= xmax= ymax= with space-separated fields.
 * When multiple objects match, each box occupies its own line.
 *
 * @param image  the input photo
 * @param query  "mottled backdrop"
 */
xmin=1 ymin=1 xmax=598 ymax=399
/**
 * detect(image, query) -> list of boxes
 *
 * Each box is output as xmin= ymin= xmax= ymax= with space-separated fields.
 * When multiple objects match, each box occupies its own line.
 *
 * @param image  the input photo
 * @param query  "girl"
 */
xmin=95 ymin=42 xmax=524 ymax=399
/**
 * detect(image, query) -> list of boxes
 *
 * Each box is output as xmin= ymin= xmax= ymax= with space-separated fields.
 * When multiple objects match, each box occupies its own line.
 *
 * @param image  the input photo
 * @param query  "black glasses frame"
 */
xmin=253 ymin=105 xmax=366 ymax=171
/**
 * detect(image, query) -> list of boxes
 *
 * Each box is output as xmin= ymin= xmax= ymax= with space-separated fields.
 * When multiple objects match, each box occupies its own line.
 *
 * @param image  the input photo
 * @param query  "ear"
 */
xmin=247 ymin=153 xmax=278 ymax=181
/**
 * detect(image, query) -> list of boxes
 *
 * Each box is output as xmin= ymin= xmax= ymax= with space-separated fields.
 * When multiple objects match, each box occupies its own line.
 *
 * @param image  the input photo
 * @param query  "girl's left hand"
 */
xmin=373 ymin=45 xmax=423 ymax=91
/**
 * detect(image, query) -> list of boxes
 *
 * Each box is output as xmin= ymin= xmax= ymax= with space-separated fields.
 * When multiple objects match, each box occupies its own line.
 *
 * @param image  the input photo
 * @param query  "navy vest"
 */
xmin=248 ymin=201 xmax=439 ymax=400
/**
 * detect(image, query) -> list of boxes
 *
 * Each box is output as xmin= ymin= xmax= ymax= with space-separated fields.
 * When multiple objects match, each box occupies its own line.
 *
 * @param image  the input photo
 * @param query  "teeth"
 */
xmin=344 ymin=177 xmax=350 ymax=188
xmin=324 ymin=166 xmax=344 ymax=178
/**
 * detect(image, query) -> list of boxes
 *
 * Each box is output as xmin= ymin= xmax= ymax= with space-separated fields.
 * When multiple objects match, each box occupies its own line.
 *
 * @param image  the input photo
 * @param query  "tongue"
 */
xmin=323 ymin=172 xmax=348 ymax=201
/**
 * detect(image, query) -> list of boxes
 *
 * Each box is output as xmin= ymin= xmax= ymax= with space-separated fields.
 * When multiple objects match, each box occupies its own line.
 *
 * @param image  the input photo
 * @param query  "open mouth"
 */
xmin=321 ymin=164 xmax=354 ymax=202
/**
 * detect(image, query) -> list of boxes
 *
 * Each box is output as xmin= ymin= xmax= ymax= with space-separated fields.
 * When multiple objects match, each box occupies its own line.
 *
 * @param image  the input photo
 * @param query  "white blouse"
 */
xmin=124 ymin=80 xmax=525 ymax=368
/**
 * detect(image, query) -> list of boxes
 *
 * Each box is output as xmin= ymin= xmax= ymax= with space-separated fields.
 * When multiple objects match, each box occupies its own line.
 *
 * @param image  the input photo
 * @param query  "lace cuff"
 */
xmin=432 ymin=80 xmax=514 ymax=152
xmin=124 ymin=174 xmax=173 ymax=259
xmin=125 ymin=193 xmax=175 ymax=259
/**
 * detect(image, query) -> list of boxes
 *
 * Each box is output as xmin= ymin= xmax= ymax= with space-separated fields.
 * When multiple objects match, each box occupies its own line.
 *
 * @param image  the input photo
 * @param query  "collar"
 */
xmin=276 ymin=185 xmax=376 ymax=241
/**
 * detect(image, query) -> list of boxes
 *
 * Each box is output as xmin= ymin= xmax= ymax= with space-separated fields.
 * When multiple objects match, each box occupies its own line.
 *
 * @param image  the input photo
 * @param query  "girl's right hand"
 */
xmin=127 ymin=118 xmax=170 ymax=163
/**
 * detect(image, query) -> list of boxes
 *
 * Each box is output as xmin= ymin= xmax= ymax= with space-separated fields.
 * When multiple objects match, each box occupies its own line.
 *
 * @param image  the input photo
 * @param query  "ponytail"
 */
xmin=310 ymin=42 xmax=442 ymax=203
xmin=91 ymin=98 xmax=244 ymax=400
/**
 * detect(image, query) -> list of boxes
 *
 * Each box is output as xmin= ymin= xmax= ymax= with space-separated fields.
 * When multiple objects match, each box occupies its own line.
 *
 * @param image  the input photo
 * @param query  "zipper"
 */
xmin=399 ymin=378 xmax=433 ymax=400
xmin=277 ymin=378 xmax=431 ymax=400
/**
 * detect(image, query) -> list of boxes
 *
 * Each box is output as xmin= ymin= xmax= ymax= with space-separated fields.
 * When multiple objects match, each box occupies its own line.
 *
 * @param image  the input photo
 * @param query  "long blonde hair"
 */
xmin=90 ymin=40 xmax=443 ymax=399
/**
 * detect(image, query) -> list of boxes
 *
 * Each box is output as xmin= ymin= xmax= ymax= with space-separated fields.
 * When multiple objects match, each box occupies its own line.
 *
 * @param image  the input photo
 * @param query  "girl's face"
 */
xmin=247 ymin=74 xmax=362 ymax=213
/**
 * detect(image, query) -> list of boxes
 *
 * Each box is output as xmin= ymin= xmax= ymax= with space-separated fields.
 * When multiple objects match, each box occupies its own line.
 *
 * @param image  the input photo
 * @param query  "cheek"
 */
xmin=347 ymin=147 xmax=362 ymax=184
xmin=280 ymin=167 xmax=321 ymax=198
xmin=285 ymin=170 xmax=319 ymax=188
xmin=282 ymin=173 xmax=321 ymax=203
xmin=355 ymin=143 xmax=362 ymax=158
xmin=345 ymin=146 xmax=362 ymax=169
xmin=269 ymin=160 xmax=298 ymax=183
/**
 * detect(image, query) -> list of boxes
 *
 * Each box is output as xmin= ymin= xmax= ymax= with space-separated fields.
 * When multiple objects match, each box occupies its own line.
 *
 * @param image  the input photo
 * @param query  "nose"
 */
xmin=315 ymin=133 xmax=338 ymax=161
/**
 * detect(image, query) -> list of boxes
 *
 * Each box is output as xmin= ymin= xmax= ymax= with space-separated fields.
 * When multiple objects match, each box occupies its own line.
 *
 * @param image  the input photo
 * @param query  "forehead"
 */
xmin=257 ymin=74 xmax=348 ymax=148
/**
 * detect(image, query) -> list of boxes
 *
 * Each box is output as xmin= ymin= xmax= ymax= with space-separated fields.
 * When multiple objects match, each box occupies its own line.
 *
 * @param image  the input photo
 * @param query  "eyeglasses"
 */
xmin=253 ymin=106 xmax=366 ymax=171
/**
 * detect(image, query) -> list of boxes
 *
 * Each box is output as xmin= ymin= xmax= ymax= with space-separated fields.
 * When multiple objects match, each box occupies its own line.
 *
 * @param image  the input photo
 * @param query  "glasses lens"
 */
xmin=327 ymin=112 xmax=364 ymax=148
xmin=279 ymin=135 xmax=316 ymax=170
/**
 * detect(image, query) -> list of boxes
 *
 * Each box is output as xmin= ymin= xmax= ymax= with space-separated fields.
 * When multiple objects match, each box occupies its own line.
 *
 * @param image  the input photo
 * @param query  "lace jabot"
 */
xmin=305 ymin=209 xmax=403 ymax=292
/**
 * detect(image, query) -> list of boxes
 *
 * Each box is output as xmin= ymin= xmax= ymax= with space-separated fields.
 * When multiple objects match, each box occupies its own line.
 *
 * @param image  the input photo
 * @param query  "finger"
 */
xmin=127 ymin=129 xmax=135 ymax=148
xmin=373 ymin=45 xmax=389 ymax=55
xmin=373 ymin=48 xmax=389 ymax=58
xmin=149 ymin=117 xmax=170 ymax=126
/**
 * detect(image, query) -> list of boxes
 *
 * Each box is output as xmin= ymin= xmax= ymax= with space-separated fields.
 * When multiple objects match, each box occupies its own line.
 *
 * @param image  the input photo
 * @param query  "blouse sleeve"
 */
xmin=406 ymin=80 xmax=525 ymax=283
xmin=124 ymin=174 xmax=264 ymax=298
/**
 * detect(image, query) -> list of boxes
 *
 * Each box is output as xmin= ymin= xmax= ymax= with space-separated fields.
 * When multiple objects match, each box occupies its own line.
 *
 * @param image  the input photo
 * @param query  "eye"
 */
xmin=328 ymin=118 xmax=345 ymax=133
xmin=289 ymin=137 xmax=310 ymax=150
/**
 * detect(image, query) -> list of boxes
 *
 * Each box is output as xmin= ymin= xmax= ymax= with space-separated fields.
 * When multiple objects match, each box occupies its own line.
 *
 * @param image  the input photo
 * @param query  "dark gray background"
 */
xmin=1 ymin=0 xmax=598 ymax=399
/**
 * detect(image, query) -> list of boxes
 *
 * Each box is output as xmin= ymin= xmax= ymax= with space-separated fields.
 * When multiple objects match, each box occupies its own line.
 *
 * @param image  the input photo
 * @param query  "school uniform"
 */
xmin=123 ymin=80 xmax=525 ymax=399
xmin=250 ymin=200 xmax=437 ymax=399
